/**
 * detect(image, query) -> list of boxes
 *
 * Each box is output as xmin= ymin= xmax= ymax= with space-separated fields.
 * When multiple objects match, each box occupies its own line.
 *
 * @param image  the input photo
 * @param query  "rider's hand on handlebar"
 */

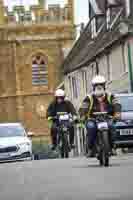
xmin=114 ymin=112 xmax=121 ymax=120
xmin=47 ymin=116 xmax=54 ymax=128
xmin=48 ymin=116 xmax=53 ymax=121
xmin=73 ymin=115 xmax=80 ymax=124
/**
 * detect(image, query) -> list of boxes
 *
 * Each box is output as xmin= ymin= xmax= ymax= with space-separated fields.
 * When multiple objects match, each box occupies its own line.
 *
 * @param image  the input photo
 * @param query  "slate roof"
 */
xmin=62 ymin=1 xmax=133 ymax=75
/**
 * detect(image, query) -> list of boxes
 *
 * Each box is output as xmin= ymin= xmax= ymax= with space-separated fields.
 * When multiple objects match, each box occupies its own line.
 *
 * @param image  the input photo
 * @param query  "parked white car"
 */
xmin=0 ymin=123 xmax=32 ymax=162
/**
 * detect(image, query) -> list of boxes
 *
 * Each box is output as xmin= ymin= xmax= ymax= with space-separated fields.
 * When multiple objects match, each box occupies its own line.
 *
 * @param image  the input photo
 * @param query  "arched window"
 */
xmin=32 ymin=54 xmax=48 ymax=86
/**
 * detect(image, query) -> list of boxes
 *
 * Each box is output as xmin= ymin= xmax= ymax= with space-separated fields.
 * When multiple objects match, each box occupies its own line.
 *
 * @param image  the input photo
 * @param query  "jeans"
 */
xmin=86 ymin=120 xmax=115 ymax=149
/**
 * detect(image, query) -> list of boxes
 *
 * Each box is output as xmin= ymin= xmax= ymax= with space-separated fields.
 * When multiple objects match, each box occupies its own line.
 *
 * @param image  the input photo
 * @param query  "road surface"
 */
xmin=0 ymin=155 xmax=133 ymax=200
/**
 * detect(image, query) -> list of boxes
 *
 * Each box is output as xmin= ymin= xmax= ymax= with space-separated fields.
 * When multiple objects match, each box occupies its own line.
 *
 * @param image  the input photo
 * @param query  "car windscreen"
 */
xmin=0 ymin=125 xmax=26 ymax=137
xmin=119 ymin=96 xmax=133 ymax=112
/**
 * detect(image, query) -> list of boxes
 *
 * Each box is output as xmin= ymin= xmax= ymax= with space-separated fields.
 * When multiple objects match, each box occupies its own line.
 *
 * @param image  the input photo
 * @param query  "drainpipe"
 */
xmin=127 ymin=41 xmax=133 ymax=92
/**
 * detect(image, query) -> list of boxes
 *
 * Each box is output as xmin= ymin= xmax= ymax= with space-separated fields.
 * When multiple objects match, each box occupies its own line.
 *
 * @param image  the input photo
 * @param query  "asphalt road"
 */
xmin=0 ymin=155 xmax=133 ymax=200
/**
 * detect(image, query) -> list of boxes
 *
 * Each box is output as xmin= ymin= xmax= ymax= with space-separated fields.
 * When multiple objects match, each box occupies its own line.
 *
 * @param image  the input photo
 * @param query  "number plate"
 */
xmin=120 ymin=129 xmax=133 ymax=136
xmin=98 ymin=122 xmax=108 ymax=129
xmin=59 ymin=115 xmax=69 ymax=121
xmin=62 ymin=127 xmax=68 ymax=131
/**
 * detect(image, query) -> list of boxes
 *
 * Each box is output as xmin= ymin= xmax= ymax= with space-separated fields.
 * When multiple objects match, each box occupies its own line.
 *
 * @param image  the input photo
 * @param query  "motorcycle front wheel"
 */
xmin=100 ymin=130 xmax=110 ymax=167
xmin=60 ymin=133 xmax=70 ymax=158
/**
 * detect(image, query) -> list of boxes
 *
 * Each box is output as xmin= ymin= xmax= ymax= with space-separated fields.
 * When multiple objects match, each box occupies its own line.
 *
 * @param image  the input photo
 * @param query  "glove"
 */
xmin=73 ymin=115 xmax=78 ymax=121
xmin=114 ymin=112 xmax=121 ymax=120
xmin=47 ymin=117 xmax=53 ymax=129
xmin=73 ymin=115 xmax=79 ymax=123
xmin=48 ymin=116 xmax=53 ymax=121
xmin=78 ymin=122 xmax=85 ymax=129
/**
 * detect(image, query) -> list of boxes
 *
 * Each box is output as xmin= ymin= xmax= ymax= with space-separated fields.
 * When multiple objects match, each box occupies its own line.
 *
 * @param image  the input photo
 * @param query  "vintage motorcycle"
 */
xmin=55 ymin=112 xmax=73 ymax=158
xmin=86 ymin=112 xmax=112 ymax=167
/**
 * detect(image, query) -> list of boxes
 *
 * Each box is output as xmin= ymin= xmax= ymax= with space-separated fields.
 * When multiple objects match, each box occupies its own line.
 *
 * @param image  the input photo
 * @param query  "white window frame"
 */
xmin=91 ymin=17 xmax=97 ymax=39
xmin=126 ymin=0 xmax=130 ymax=17
xmin=71 ymin=76 xmax=78 ymax=99
xmin=106 ymin=8 xmax=111 ymax=30
xmin=106 ymin=53 xmax=112 ymax=82
xmin=68 ymin=76 xmax=73 ymax=100
xmin=81 ymin=69 xmax=88 ymax=95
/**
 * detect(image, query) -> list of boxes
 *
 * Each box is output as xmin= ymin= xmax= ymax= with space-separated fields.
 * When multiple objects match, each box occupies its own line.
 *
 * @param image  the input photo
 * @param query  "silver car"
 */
xmin=0 ymin=123 xmax=32 ymax=162
xmin=114 ymin=93 xmax=133 ymax=148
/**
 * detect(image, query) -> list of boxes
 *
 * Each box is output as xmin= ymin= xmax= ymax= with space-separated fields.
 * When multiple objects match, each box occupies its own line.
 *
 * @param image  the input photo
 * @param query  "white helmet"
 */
xmin=92 ymin=75 xmax=106 ymax=86
xmin=55 ymin=89 xmax=65 ymax=97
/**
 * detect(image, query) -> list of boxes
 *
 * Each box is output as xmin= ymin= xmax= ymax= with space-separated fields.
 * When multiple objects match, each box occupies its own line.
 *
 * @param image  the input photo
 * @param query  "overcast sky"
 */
xmin=4 ymin=0 xmax=89 ymax=25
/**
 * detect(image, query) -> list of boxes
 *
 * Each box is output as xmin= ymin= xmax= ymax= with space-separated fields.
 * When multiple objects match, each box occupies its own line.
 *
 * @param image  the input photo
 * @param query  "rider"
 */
xmin=79 ymin=75 xmax=121 ymax=157
xmin=46 ymin=89 xmax=77 ymax=150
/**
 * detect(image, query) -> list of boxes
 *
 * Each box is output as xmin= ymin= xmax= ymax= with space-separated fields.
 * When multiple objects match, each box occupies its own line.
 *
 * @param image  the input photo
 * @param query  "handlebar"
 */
xmin=48 ymin=115 xmax=79 ymax=123
xmin=93 ymin=112 xmax=108 ymax=116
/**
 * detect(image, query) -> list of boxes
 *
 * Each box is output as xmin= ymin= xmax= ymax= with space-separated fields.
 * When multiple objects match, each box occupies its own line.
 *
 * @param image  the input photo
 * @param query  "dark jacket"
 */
xmin=46 ymin=100 xmax=77 ymax=118
xmin=79 ymin=93 xmax=121 ymax=119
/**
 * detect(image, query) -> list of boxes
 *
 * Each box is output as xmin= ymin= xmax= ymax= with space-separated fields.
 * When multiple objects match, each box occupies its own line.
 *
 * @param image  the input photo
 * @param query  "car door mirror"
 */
xmin=27 ymin=131 xmax=33 ymax=137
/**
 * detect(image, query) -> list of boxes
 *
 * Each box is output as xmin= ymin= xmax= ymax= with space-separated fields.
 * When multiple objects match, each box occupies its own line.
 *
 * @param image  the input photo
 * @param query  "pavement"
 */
xmin=0 ymin=155 xmax=133 ymax=200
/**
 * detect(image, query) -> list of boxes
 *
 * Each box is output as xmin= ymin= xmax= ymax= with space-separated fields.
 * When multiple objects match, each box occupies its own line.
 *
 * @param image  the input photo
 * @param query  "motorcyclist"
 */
xmin=46 ymin=89 xmax=77 ymax=150
xmin=79 ymin=75 xmax=121 ymax=157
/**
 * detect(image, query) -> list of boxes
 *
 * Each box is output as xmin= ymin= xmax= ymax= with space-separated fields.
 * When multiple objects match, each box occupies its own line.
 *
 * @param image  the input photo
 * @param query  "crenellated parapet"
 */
xmin=0 ymin=0 xmax=74 ymax=25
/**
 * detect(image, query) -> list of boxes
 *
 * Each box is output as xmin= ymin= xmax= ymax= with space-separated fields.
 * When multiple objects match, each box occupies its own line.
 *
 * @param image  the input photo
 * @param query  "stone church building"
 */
xmin=0 ymin=0 xmax=75 ymax=142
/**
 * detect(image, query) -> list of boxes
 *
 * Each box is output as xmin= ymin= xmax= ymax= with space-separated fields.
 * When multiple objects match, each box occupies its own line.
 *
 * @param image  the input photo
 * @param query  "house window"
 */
xmin=68 ymin=76 xmax=73 ymax=99
xmin=95 ymin=15 xmax=104 ymax=33
xmin=91 ymin=63 xmax=97 ymax=77
xmin=91 ymin=18 xmax=96 ymax=38
xmin=121 ymin=43 xmax=127 ymax=73
xmin=82 ymin=70 xmax=87 ymax=94
xmin=72 ymin=76 xmax=78 ymax=99
xmin=32 ymin=54 xmax=48 ymax=86
xmin=107 ymin=53 xmax=112 ymax=81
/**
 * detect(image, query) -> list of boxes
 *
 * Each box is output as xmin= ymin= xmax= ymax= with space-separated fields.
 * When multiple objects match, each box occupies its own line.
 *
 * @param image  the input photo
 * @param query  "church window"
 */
xmin=32 ymin=54 xmax=48 ymax=86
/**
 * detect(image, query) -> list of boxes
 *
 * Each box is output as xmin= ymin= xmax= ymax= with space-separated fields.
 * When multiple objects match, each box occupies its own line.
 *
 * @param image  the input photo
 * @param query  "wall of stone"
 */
xmin=0 ymin=42 xmax=16 ymax=96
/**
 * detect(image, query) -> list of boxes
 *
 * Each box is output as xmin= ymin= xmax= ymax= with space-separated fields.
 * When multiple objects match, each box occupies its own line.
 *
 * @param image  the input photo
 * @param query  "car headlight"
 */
xmin=19 ymin=142 xmax=31 ymax=146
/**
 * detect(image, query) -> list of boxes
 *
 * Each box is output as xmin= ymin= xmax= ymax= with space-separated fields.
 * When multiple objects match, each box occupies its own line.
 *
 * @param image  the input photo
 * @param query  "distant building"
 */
xmin=62 ymin=0 xmax=133 ymax=112
xmin=0 ymin=0 xmax=75 ymax=143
